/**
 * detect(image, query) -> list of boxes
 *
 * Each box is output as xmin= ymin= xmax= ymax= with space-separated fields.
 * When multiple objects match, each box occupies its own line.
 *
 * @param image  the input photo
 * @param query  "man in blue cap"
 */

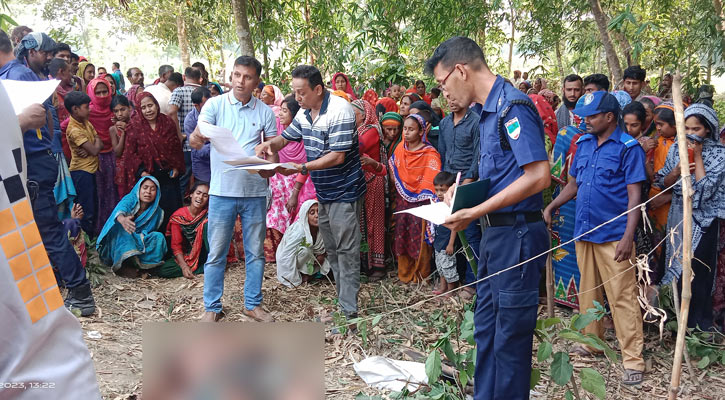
xmin=544 ymin=90 xmax=646 ymax=385
xmin=426 ymin=36 xmax=551 ymax=399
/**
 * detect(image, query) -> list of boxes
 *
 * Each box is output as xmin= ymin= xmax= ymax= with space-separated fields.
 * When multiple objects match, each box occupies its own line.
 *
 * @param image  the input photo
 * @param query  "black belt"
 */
xmin=483 ymin=211 xmax=542 ymax=227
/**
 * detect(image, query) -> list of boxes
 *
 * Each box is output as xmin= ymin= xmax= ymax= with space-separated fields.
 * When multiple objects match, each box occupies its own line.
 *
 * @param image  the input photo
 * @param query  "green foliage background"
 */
xmin=7 ymin=0 xmax=725 ymax=94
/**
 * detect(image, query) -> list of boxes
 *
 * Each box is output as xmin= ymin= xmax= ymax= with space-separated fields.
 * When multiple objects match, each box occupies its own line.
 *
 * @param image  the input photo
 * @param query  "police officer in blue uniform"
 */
xmin=425 ymin=36 xmax=550 ymax=399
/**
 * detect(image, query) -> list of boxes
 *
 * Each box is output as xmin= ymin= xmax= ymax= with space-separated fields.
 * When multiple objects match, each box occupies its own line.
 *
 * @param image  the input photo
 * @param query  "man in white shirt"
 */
xmin=144 ymin=72 xmax=183 ymax=115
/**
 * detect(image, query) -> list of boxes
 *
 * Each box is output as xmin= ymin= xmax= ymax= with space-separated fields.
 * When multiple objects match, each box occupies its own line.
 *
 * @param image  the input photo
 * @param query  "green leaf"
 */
xmin=537 ymin=341 xmax=553 ymax=361
xmin=565 ymin=390 xmax=574 ymax=400
xmin=460 ymin=368 xmax=469 ymax=388
xmin=580 ymin=368 xmax=606 ymax=399
xmin=571 ymin=311 xmax=598 ymax=331
xmin=372 ymin=314 xmax=382 ymax=327
xmin=425 ymin=350 xmax=442 ymax=385
xmin=550 ymin=352 xmax=574 ymax=386
xmin=427 ymin=384 xmax=445 ymax=399
xmin=442 ymin=338 xmax=458 ymax=367
xmin=530 ymin=367 xmax=541 ymax=390
xmin=697 ymin=355 xmax=710 ymax=369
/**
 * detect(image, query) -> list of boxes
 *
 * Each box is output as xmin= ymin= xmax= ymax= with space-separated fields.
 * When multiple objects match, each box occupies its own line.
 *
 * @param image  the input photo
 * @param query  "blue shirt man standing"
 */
xmin=426 ymin=36 xmax=551 ymax=399
xmin=190 ymin=56 xmax=277 ymax=323
xmin=544 ymin=91 xmax=646 ymax=385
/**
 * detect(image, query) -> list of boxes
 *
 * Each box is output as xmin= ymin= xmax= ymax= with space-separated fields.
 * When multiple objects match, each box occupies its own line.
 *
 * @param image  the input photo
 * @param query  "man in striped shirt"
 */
xmin=256 ymin=65 xmax=366 ymax=322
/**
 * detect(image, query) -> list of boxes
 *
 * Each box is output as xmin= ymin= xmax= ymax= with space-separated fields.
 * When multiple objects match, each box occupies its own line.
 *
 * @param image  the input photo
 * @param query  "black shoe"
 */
xmin=65 ymin=282 xmax=96 ymax=317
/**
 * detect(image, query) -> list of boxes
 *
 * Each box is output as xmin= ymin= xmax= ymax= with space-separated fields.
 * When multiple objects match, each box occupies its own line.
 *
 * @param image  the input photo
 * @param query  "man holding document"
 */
xmin=425 ymin=37 xmax=550 ymax=399
xmin=255 ymin=65 xmax=366 ymax=323
xmin=189 ymin=56 xmax=277 ymax=323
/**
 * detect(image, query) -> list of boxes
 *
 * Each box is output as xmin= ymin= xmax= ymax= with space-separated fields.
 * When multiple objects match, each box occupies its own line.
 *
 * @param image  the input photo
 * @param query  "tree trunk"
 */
xmin=588 ymin=0 xmax=622 ymax=84
xmin=613 ymin=30 xmax=634 ymax=66
xmin=555 ymin=39 xmax=564 ymax=78
xmin=176 ymin=3 xmax=191 ymax=69
xmin=231 ymin=0 xmax=255 ymax=57
xmin=714 ymin=0 xmax=725 ymax=33
xmin=304 ymin=0 xmax=314 ymax=64
xmin=507 ymin=0 xmax=515 ymax=77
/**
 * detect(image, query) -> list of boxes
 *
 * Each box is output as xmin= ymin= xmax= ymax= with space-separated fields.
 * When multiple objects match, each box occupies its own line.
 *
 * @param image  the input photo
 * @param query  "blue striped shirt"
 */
xmin=282 ymin=91 xmax=365 ymax=203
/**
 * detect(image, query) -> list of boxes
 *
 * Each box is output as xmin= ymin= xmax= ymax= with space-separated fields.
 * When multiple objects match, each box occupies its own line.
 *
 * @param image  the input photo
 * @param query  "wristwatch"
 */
xmin=300 ymin=163 xmax=309 ymax=175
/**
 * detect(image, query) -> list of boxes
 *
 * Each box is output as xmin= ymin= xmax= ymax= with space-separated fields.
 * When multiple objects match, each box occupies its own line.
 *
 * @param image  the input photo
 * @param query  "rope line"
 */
xmin=328 ymin=177 xmax=684 ymax=332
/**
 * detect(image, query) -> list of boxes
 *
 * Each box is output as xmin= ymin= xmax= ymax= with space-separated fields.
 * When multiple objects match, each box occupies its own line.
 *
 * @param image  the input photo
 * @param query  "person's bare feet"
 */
xmin=243 ymin=306 xmax=273 ymax=322
xmin=200 ymin=311 xmax=224 ymax=322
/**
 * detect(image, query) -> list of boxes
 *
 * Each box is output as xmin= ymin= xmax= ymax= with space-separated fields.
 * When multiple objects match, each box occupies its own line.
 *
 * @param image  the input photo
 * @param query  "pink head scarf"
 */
xmin=331 ymin=72 xmax=357 ymax=100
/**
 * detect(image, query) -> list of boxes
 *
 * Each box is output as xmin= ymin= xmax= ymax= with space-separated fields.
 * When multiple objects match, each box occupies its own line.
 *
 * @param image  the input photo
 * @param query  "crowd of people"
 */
xmin=3 ymin=23 xmax=725 ymax=395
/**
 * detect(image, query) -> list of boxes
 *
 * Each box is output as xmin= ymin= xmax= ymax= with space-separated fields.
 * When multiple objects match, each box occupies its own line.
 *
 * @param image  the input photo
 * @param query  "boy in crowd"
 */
xmin=64 ymin=91 xmax=103 ymax=235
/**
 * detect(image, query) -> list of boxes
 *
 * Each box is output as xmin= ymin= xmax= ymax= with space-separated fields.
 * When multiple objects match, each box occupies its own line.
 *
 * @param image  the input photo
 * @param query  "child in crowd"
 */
xmin=109 ymin=95 xmax=132 ymax=159
xmin=622 ymin=102 xmax=657 ymax=176
xmin=432 ymin=171 xmax=458 ymax=295
xmin=64 ymin=91 xmax=104 ymax=235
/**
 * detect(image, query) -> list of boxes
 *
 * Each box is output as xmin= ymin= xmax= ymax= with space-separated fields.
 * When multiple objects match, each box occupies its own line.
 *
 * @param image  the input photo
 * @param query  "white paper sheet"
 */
xmin=394 ymin=201 xmax=451 ymax=226
xmin=222 ymin=155 xmax=296 ymax=174
xmin=394 ymin=172 xmax=460 ymax=225
xmin=0 ymin=79 xmax=60 ymax=114
xmin=197 ymin=121 xmax=249 ymax=160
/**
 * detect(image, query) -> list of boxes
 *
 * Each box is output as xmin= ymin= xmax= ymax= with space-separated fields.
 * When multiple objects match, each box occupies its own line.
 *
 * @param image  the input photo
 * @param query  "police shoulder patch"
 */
xmin=504 ymin=117 xmax=521 ymax=140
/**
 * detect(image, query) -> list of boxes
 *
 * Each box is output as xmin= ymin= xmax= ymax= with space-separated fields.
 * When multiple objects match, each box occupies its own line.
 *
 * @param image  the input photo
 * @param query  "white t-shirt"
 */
xmin=144 ymin=83 xmax=172 ymax=115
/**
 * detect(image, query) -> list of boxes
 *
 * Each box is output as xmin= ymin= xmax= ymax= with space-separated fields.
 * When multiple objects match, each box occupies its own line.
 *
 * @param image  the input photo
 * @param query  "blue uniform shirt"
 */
xmin=474 ymin=76 xmax=548 ymax=213
xmin=569 ymin=126 xmax=646 ymax=243
xmin=0 ymin=59 xmax=53 ymax=155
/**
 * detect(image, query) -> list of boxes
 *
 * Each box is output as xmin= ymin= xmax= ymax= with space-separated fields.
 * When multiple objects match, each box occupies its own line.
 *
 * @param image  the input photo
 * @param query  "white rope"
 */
xmin=328 ymin=177 xmax=684 ymax=332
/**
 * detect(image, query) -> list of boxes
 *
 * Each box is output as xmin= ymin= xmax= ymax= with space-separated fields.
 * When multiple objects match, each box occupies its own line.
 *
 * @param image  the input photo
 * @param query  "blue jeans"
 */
xmin=474 ymin=216 xmax=546 ymax=400
xmin=203 ymin=195 xmax=266 ymax=312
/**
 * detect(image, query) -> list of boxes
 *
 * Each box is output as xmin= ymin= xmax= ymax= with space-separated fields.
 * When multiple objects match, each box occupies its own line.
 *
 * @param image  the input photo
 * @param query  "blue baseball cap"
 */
xmin=573 ymin=91 xmax=620 ymax=117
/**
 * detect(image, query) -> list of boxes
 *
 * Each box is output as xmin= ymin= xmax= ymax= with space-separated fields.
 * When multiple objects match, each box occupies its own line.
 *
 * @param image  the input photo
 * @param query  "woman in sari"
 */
xmin=76 ymin=61 xmax=94 ymax=93
xmin=362 ymin=89 xmax=379 ymax=106
xmin=262 ymin=96 xmax=314 ymax=262
xmin=399 ymin=93 xmax=420 ymax=118
xmin=101 ymin=73 xmax=117 ymax=99
xmin=389 ymin=114 xmax=441 ymax=283
xmin=377 ymin=97 xmax=399 ymax=114
xmin=352 ymin=99 xmax=388 ymax=280
xmin=97 ymin=176 xmax=167 ymax=277
xmin=656 ymin=103 xmax=725 ymax=330
xmin=126 ymin=83 xmax=143 ymax=108
xmin=380 ymin=112 xmax=404 ymax=265
xmin=157 ymin=181 xmax=210 ymax=279
xmin=276 ymin=200 xmax=330 ymax=288
xmin=331 ymin=72 xmax=357 ymax=100
xmin=115 ymin=91 xmax=185 ymax=231
xmin=529 ymin=93 xmax=558 ymax=152
xmin=84 ymin=78 xmax=120 ymax=236
xmin=713 ymin=128 xmax=725 ymax=331
xmin=259 ymin=84 xmax=285 ymax=136
xmin=265 ymin=95 xmax=317 ymax=261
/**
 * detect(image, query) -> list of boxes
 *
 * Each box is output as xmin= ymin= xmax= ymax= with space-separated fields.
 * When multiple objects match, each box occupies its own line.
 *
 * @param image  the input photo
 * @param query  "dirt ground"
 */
xmin=74 ymin=261 xmax=725 ymax=400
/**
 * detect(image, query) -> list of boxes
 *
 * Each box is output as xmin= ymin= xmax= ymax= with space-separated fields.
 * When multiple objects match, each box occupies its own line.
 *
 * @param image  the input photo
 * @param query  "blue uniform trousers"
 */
xmin=474 ymin=215 xmax=547 ymax=400
xmin=27 ymin=151 xmax=88 ymax=289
